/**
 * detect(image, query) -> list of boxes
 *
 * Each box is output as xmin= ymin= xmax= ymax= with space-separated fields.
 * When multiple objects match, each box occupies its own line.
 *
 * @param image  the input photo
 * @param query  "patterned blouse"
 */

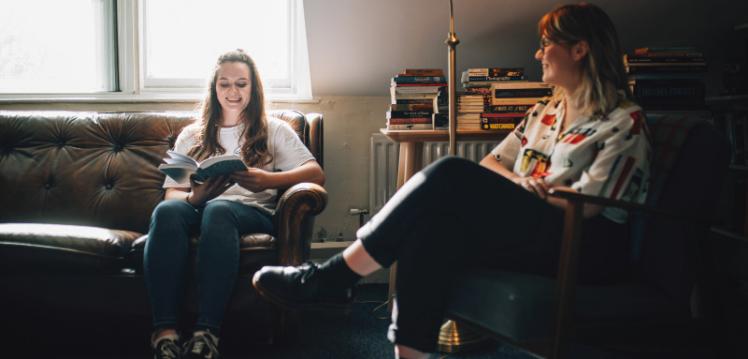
xmin=490 ymin=96 xmax=651 ymax=223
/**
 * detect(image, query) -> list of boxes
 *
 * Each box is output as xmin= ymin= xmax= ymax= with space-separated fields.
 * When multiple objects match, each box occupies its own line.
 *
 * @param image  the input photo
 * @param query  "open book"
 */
xmin=158 ymin=150 xmax=247 ymax=183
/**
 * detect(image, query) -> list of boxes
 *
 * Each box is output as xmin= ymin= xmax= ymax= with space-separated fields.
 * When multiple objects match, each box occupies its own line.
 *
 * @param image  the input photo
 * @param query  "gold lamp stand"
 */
xmin=437 ymin=1 xmax=490 ymax=353
xmin=438 ymin=320 xmax=489 ymax=353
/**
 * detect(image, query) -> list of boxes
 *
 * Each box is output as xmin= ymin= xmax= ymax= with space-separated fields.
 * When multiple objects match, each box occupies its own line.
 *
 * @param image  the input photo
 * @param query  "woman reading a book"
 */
xmin=144 ymin=49 xmax=325 ymax=359
xmin=253 ymin=3 xmax=650 ymax=359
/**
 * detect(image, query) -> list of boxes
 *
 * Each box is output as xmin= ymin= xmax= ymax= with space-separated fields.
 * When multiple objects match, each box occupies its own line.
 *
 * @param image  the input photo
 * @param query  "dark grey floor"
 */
xmin=8 ymin=284 xmax=535 ymax=359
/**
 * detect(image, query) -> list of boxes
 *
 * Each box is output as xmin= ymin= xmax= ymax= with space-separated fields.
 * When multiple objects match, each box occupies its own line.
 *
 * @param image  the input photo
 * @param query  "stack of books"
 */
xmin=459 ymin=68 xmax=549 ymax=130
xmin=462 ymin=67 xmax=525 ymax=88
xmin=387 ymin=69 xmax=447 ymax=130
xmin=456 ymin=93 xmax=484 ymax=130
xmin=625 ymin=47 xmax=707 ymax=110
xmin=485 ymin=81 xmax=552 ymax=130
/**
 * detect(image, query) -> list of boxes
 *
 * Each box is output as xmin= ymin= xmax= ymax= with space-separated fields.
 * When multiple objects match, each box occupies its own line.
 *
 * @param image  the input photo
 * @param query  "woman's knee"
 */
xmin=201 ymin=201 xmax=236 ymax=224
xmin=151 ymin=199 xmax=193 ymax=227
xmin=423 ymin=156 xmax=475 ymax=178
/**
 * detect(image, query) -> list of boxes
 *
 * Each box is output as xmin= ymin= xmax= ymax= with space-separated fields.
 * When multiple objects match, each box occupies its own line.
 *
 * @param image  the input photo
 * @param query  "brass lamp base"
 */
xmin=437 ymin=319 xmax=489 ymax=353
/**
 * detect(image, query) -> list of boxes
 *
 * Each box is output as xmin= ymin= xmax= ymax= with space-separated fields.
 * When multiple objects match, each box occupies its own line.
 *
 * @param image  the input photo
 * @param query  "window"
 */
xmin=0 ymin=0 xmax=116 ymax=93
xmin=0 ymin=0 xmax=312 ymax=101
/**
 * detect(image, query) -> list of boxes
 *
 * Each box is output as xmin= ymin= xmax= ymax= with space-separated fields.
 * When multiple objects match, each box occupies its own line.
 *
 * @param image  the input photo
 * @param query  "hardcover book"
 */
xmin=158 ymin=151 xmax=247 ymax=184
xmin=399 ymin=69 xmax=445 ymax=77
xmin=467 ymin=67 xmax=524 ymax=77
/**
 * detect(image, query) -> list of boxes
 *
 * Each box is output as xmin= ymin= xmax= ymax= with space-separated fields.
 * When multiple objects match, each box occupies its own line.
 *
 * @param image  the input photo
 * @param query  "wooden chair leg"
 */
xmin=551 ymin=199 xmax=584 ymax=359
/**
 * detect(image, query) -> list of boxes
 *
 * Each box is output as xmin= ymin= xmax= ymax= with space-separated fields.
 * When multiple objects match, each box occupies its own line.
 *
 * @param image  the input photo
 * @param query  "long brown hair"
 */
xmin=538 ymin=3 xmax=631 ymax=116
xmin=188 ymin=49 xmax=272 ymax=167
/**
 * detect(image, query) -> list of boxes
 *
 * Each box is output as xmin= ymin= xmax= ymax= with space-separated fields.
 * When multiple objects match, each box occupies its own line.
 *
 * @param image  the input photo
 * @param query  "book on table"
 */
xmin=158 ymin=150 xmax=247 ymax=183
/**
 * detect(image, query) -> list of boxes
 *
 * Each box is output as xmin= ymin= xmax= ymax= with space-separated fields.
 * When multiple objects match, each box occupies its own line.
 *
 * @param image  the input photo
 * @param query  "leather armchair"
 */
xmin=0 ymin=109 xmax=326 ymax=338
xmin=446 ymin=114 xmax=730 ymax=358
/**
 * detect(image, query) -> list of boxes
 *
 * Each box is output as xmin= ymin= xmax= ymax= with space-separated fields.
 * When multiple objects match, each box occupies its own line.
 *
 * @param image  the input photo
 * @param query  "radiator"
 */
xmin=369 ymin=133 xmax=498 ymax=214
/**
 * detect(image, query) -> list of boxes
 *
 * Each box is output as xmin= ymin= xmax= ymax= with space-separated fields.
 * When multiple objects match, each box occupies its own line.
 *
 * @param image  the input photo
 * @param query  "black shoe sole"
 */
xmin=252 ymin=273 xmax=352 ymax=313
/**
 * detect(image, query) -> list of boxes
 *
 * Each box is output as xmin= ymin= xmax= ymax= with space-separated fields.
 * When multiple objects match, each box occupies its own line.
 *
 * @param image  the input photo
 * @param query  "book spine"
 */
xmin=394 ymin=98 xmax=435 ymax=105
xmin=432 ymin=113 xmax=448 ymax=128
xmin=632 ymin=51 xmax=704 ymax=58
xmin=627 ymin=56 xmax=706 ymax=63
xmin=393 ymin=83 xmax=448 ymax=87
xmin=633 ymin=80 xmax=705 ymax=99
xmin=390 ymin=103 xmax=434 ymax=111
xmin=481 ymin=122 xmax=516 ymax=130
xmin=467 ymin=68 xmax=524 ymax=77
xmin=393 ymin=76 xmax=446 ymax=84
xmin=400 ymin=69 xmax=444 ymax=77
xmin=387 ymin=110 xmax=433 ymax=118
xmin=490 ymin=81 xmax=552 ymax=90
xmin=387 ymin=117 xmax=433 ymax=125
xmin=489 ymin=104 xmax=532 ymax=113
xmin=494 ymin=88 xmax=553 ymax=98
xmin=491 ymin=97 xmax=542 ymax=106
xmin=480 ymin=112 xmax=526 ymax=118
xmin=627 ymin=64 xmax=707 ymax=74
xmin=387 ymin=123 xmax=434 ymax=130
xmin=467 ymin=75 xmax=525 ymax=82
xmin=464 ymin=87 xmax=492 ymax=95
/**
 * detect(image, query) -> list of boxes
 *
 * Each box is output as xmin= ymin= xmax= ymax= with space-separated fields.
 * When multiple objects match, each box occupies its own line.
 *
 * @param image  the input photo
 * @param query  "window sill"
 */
xmin=0 ymin=91 xmax=320 ymax=104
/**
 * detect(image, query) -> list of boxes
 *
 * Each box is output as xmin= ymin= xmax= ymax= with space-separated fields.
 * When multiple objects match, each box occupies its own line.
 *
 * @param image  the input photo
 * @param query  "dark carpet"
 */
xmin=241 ymin=284 xmax=535 ymax=359
xmin=8 ymin=284 xmax=712 ymax=358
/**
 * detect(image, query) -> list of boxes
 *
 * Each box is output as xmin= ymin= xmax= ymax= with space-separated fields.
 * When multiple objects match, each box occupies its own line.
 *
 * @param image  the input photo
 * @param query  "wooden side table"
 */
xmin=380 ymin=128 xmax=509 ymax=353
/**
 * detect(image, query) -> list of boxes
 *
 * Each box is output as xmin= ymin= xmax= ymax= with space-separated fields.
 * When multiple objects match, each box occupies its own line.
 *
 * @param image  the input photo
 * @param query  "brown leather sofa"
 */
xmin=0 ymin=109 xmax=326 ymax=338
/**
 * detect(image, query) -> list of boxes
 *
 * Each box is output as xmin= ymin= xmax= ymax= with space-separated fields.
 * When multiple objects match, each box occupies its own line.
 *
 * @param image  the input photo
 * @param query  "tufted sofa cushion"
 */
xmin=0 ymin=223 xmax=141 ymax=274
xmin=0 ymin=111 xmax=194 ymax=234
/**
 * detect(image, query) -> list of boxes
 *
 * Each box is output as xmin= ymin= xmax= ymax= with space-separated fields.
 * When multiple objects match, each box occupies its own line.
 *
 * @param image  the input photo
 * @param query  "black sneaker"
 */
xmin=182 ymin=331 xmax=220 ymax=359
xmin=153 ymin=336 xmax=181 ymax=359
xmin=252 ymin=262 xmax=354 ymax=311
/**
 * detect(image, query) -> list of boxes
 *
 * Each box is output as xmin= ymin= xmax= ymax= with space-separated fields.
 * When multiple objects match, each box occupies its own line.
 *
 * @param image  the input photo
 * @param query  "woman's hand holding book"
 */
xmin=187 ymin=175 xmax=234 ymax=206
xmin=230 ymin=168 xmax=273 ymax=193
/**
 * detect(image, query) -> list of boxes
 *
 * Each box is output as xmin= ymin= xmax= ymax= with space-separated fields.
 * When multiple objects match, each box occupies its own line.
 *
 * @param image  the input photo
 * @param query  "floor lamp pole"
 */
xmin=446 ymin=0 xmax=459 ymax=156
xmin=438 ymin=1 xmax=489 ymax=353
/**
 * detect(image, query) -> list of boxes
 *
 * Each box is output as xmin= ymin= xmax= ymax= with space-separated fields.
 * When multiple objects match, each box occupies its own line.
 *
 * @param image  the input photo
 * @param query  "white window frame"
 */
xmin=0 ymin=0 xmax=313 ymax=103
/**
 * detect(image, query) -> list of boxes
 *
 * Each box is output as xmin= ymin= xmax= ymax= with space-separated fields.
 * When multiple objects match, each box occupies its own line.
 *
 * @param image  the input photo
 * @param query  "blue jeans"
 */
xmin=144 ymin=199 xmax=274 ymax=332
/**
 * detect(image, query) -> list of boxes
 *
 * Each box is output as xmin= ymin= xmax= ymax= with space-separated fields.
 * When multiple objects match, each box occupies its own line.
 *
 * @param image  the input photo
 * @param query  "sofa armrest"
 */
xmin=273 ymin=182 xmax=327 ymax=266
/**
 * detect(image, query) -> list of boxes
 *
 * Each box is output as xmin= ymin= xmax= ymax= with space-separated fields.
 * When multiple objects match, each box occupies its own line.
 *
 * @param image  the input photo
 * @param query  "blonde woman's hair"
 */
xmin=538 ymin=3 xmax=631 ymax=117
xmin=188 ymin=49 xmax=272 ymax=167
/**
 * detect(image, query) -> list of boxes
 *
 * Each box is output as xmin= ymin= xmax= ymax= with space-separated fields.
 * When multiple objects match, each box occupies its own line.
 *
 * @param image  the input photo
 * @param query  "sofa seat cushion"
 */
xmin=445 ymin=271 xmax=687 ymax=343
xmin=128 ymin=233 xmax=277 ymax=273
xmin=0 ymin=223 xmax=141 ymax=274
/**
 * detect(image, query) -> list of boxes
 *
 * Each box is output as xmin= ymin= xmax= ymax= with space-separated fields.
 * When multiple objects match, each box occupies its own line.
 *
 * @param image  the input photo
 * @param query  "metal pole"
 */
xmin=446 ymin=0 xmax=460 ymax=156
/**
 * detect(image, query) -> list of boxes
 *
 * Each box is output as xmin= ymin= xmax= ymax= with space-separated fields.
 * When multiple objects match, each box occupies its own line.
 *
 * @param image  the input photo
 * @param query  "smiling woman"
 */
xmin=143 ymin=48 xmax=325 ymax=359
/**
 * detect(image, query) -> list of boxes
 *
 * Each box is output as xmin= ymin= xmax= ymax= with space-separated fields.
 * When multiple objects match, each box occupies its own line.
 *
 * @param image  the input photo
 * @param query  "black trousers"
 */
xmin=357 ymin=157 xmax=629 ymax=352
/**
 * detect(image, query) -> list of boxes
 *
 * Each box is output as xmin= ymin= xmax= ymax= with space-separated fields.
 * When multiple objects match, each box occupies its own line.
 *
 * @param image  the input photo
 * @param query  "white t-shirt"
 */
xmin=490 ymin=96 xmax=651 ymax=223
xmin=163 ymin=117 xmax=317 ymax=215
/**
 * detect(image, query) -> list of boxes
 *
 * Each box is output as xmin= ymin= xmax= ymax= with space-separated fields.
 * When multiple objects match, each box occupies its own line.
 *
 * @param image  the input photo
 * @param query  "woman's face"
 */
xmin=215 ymin=61 xmax=252 ymax=113
xmin=534 ymin=37 xmax=583 ymax=90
